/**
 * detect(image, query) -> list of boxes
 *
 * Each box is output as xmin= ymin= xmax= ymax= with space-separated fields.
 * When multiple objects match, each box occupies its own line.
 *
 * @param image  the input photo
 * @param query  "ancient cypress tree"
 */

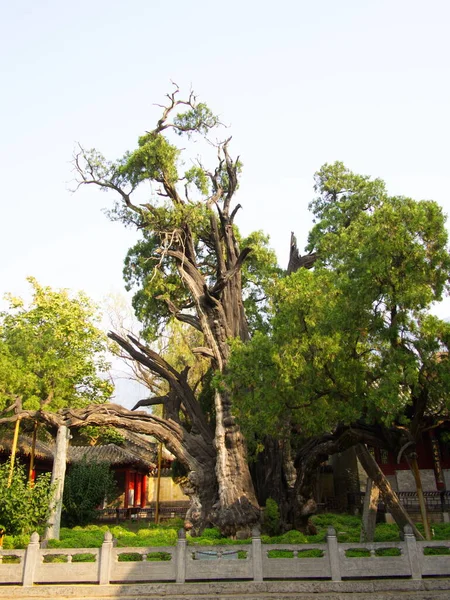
xmin=70 ymin=86 xmax=279 ymax=534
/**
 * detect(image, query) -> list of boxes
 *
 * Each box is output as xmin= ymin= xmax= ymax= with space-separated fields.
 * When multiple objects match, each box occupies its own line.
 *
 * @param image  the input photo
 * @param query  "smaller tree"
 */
xmin=0 ymin=277 xmax=113 ymax=412
xmin=62 ymin=459 xmax=117 ymax=527
xmin=0 ymin=462 xmax=53 ymax=536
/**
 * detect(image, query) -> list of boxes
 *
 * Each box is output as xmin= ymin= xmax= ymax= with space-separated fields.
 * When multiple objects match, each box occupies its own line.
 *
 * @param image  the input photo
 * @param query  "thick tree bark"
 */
xmin=250 ymin=437 xmax=294 ymax=528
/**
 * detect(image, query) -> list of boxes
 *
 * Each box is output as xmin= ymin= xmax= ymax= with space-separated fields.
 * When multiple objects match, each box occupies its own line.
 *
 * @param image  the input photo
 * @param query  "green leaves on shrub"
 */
xmin=62 ymin=459 xmax=117 ymax=527
xmin=0 ymin=461 xmax=53 ymax=536
xmin=263 ymin=498 xmax=281 ymax=536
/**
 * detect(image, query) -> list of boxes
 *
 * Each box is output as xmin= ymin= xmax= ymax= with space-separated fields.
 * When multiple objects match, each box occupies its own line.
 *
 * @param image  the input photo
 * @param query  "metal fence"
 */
xmin=347 ymin=491 xmax=450 ymax=514
xmin=95 ymin=503 xmax=189 ymax=523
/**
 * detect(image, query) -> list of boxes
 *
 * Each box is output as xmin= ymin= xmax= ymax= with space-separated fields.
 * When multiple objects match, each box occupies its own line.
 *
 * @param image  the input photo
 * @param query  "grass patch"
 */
xmin=1 ymin=555 xmax=21 ymax=564
xmin=72 ymin=552 xmax=96 ymax=562
xmin=117 ymin=552 xmax=143 ymax=562
xmin=43 ymin=554 xmax=68 ymax=563
xmin=423 ymin=546 xmax=450 ymax=555
xmin=146 ymin=551 xmax=172 ymax=561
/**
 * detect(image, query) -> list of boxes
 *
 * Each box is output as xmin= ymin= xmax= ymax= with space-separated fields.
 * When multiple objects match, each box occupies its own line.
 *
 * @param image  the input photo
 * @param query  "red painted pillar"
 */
xmin=141 ymin=474 xmax=147 ymax=507
xmin=136 ymin=473 xmax=142 ymax=507
xmin=129 ymin=472 xmax=136 ymax=507
xmin=124 ymin=469 xmax=130 ymax=509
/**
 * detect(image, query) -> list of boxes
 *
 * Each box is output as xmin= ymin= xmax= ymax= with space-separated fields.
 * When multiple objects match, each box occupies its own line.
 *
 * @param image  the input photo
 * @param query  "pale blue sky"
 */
xmin=1 ymin=1 xmax=449 ymax=404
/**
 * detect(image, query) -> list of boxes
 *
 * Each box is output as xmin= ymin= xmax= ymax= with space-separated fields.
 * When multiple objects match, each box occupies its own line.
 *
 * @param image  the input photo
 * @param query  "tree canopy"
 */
xmin=227 ymin=162 xmax=450 ymax=450
xmin=0 ymin=277 xmax=113 ymax=413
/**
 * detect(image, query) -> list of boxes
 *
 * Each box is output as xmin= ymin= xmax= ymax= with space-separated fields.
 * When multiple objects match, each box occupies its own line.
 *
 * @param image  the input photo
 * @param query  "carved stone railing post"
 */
xmin=327 ymin=527 xmax=341 ymax=581
xmin=22 ymin=532 xmax=40 ymax=586
xmin=99 ymin=531 xmax=113 ymax=585
xmin=252 ymin=526 xmax=263 ymax=582
xmin=176 ymin=528 xmax=186 ymax=583
xmin=404 ymin=525 xmax=422 ymax=580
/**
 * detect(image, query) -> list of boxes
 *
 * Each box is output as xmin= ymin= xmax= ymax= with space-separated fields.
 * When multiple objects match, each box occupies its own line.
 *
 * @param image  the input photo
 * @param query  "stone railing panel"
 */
xmin=110 ymin=546 xmax=176 ymax=582
xmin=261 ymin=544 xmax=329 ymax=579
xmin=419 ymin=540 xmax=450 ymax=577
xmin=34 ymin=548 xmax=100 ymax=584
xmin=185 ymin=544 xmax=252 ymax=581
xmin=338 ymin=542 xmax=410 ymax=579
xmin=0 ymin=549 xmax=25 ymax=584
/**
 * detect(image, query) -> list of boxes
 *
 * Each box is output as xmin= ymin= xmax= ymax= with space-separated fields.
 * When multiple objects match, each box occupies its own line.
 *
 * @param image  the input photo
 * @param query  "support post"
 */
xmin=355 ymin=444 xmax=424 ymax=540
xmin=176 ymin=529 xmax=186 ymax=583
xmin=155 ymin=442 xmax=163 ymax=524
xmin=22 ymin=532 xmax=40 ymax=586
xmin=327 ymin=527 xmax=341 ymax=581
xmin=28 ymin=421 xmax=38 ymax=485
xmin=44 ymin=425 xmax=70 ymax=540
xmin=99 ymin=531 xmax=113 ymax=585
xmin=7 ymin=417 xmax=21 ymax=488
xmin=408 ymin=456 xmax=432 ymax=541
xmin=360 ymin=478 xmax=379 ymax=542
xmin=404 ymin=525 xmax=422 ymax=580
xmin=252 ymin=526 xmax=263 ymax=582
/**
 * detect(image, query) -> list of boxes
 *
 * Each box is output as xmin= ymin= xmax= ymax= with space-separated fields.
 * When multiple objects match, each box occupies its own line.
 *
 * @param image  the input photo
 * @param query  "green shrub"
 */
xmin=0 ymin=462 xmax=53 ymax=536
xmin=118 ymin=552 xmax=143 ymax=562
xmin=263 ymin=529 xmax=308 ymax=545
xmin=199 ymin=527 xmax=222 ymax=540
xmin=62 ymin=459 xmax=117 ymax=527
xmin=48 ymin=527 xmax=105 ymax=548
xmin=1 ymin=554 xmax=21 ymax=564
xmin=72 ymin=552 xmax=96 ymax=562
xmin=374 ymin=547 xmax=401 ymax=557
xmin=146 ymin=551 xmax=172 ymax=561
xmin=263 ymin=498 xmax=281 ymax=536
xmin=43 ymin=554 xmax=68 ymax=563
xmin=423 ymin=546 xmax=450 ymax=555
xmin=297 ymin=549 xmax=324 ymax=558
xmin=267 ymin=549 xmax=294 ymax=558
xmin=345 ymin=548 xmax=371 ymax=557
xmin=373 ymin=524 xmax=400 ymax=542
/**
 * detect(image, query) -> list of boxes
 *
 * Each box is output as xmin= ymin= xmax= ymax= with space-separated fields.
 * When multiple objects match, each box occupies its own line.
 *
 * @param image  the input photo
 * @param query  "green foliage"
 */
xmin=1 ymin=554 xmax=21 ymax=563
xmin=423 ymin=546 xmax=450 ymax=555
xmin=228 ymin=163 xmax=450 ymax=444
xmin=0 ymin=461 xmax=53 ymax=536
xmin=375 ymin=547 xmax=401 ymax=556
xmin=62 ymin=459 xmax=117 ymax=527
xmin=297 ymin=548 xmax=324 ymax=558
xmin=43 ymin=553 xmax=68 ymax=563
xmin=173 ymin=103 xmax=220 ymax=137
xmin=118 ymin=552 xmax=142 ymax=561
xmin=267 ymin=549 xmax=294 ymax=558
xmin=0 ymin=278 xmax=112 ymax=412
xmin=263 ymin=498 xmax=281 ymax=536
xmin=146 ymin=551 xmax=172 ymax=561
xmin=345 ymin=548 xmax=371 ymax=557
xmin=261 ymin=529 xmax=309 ymax=544
xmin=72 ymin=552 xmax=96 ymax=562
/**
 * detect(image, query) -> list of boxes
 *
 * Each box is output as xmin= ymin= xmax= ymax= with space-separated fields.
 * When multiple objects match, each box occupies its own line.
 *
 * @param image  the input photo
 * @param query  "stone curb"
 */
xmin=1 ymin=578 xmax=450 ymax=598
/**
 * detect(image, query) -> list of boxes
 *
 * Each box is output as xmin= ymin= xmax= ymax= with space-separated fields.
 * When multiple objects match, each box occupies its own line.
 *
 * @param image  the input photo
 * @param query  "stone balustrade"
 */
xmin=1 ymin=526 xmax=450 ymax=587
